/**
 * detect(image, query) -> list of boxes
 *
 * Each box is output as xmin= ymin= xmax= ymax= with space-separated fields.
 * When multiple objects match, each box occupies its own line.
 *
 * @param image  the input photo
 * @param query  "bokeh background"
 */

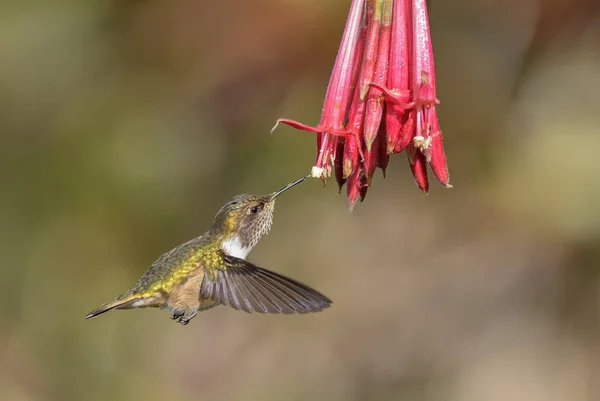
xmin=2 ymin=0 xmax=600 ymax=400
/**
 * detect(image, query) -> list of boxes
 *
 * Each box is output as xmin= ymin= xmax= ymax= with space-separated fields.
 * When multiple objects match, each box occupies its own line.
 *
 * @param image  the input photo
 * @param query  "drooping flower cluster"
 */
xmin=272 ymin=0 xmax=451 ymax=209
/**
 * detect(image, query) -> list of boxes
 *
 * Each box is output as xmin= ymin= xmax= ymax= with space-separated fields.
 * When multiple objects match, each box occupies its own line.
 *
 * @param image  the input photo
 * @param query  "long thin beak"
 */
xmin=269 ymin=175 xmax=310 ymax=199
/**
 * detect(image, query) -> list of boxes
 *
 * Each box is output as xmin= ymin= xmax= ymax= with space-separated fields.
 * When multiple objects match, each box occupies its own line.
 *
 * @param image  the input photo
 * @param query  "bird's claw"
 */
xmin=170 ymin=310 xmax=197 ymax=325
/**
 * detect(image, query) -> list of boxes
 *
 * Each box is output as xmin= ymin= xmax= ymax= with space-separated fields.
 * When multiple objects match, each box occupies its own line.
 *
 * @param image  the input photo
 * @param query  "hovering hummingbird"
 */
xmin=85 ymin=176 xmax=331 ymax=325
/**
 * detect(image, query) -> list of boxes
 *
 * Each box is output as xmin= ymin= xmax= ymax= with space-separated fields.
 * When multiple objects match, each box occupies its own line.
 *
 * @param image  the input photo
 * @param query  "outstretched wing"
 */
xmin=200 ymin=255 xmax=332 ymax=314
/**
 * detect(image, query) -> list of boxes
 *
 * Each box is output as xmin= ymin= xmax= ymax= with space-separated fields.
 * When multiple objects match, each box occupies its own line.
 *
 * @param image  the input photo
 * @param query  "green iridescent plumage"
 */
xmin=132 ymin=235 xmax=219 ymax=297
xmin=85 ymin=176 xmax=332 ymax=325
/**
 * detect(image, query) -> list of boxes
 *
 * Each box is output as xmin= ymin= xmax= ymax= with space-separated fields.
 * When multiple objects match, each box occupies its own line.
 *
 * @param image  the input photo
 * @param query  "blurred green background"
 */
xmin=1 ymin=0 xmax=600 ymax=400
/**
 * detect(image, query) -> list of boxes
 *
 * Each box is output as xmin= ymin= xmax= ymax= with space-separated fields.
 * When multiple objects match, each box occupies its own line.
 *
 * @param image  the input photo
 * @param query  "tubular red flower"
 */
xmin=363 ymin=131 xmax=380 ymax=185
xmin=358 ymin=0 xmax=382 ymax=102
xmin=344 ymin=0 xmax=381 ymax=167
xmin=346 ymin=20 xmax=369 ymax=160
xmin=407 ymin=141 xmax=429 ymax=194
xmin=426 ymin=113 xmax=450 ymax=187
xmin=409 ymin=0 xmax=451 ymax=187
xmin=343 ymin=134 xmax=360 ymax=179
xmin=384 ymin=0 xmax=412 ymax=154
xmin=345 ymin=82 xmax=367 ymax=180
xmin=273 ymin=0 xmax=451 ymax=209
xmin=346 ymin=165 xmax=362 ymax=211
xmin=272 ymin=0 xmax=366 ymax=178
xmin=363 ymin=0 xmax=392 ymax=152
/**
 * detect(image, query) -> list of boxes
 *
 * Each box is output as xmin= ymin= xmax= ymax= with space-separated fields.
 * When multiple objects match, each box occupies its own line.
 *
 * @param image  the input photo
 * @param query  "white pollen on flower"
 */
xmin=413 ymin=135 xmax=432 ymax=151
xmin=311 ymin=166 xmax=324 ymax=178
xmin=221 ymin=236 xmax=251 ymax=259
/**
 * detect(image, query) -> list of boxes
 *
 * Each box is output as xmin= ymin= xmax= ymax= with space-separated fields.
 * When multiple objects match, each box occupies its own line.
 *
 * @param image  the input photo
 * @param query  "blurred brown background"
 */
xmin=1 ymin=0 xmax=600 ymax=400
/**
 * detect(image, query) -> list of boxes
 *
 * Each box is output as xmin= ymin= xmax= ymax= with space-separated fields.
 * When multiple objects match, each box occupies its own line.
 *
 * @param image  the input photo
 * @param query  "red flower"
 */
xmin=273 ymin=0 xmax=451 ymax=210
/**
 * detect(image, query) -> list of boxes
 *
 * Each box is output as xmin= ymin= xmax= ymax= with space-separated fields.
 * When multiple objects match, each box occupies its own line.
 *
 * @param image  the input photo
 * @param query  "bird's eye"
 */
xmin=250 ymin=206 xmax=258 ymax=214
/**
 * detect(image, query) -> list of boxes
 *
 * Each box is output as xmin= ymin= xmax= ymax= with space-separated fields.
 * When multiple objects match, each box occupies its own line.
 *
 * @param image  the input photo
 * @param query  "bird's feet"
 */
xmin=170 ymin=309 xmax=197 ymax=325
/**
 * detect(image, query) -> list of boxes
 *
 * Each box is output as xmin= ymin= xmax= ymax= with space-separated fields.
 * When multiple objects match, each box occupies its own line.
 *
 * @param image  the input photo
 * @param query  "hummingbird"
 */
xmin=85 ymin=176 xmax=331 ymax=325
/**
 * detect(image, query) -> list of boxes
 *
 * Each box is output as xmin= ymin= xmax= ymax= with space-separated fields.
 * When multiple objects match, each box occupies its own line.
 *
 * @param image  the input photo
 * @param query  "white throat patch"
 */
xmin=221 ymin=236 xmax=251 ymax=260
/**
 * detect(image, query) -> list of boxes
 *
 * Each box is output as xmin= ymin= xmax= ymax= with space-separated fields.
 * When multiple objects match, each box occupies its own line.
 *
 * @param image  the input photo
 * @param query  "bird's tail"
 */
xmin=85 ymin=291 xmax=140 ymax=319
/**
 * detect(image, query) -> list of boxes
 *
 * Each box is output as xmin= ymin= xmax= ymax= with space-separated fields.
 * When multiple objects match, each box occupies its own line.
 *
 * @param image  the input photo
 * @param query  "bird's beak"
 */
xmin=269 ymin=175 xmax=310 ymax=200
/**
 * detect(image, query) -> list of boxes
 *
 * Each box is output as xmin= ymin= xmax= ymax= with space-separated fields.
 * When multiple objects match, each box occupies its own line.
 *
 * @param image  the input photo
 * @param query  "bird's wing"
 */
xmin=200 ymin=254 xmax=331 ymax=314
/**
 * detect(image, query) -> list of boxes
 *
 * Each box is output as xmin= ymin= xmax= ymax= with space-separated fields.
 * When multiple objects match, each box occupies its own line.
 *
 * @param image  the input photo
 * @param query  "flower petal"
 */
xmin=407 ymin=141 xmax=429 ymax=195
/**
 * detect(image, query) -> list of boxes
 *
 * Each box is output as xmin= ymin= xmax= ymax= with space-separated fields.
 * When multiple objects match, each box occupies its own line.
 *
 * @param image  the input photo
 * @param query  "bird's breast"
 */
xmin=221 ymin=235 xmax=251 ymax=259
